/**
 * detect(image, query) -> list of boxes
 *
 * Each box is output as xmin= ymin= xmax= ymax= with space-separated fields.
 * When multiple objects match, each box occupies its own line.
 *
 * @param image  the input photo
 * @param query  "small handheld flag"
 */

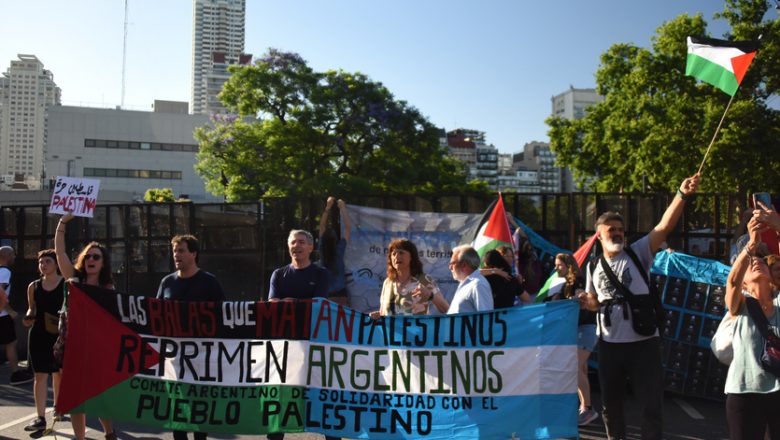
xmin=686 ymin=36 xmax=758 ymax=96
xmin=535 ymin=233 xmax=598 ymax=303
xmin=685 ymin=36 xmax=759 ymax=174
xmin=472 ymin=194 xmax=514 ymax=260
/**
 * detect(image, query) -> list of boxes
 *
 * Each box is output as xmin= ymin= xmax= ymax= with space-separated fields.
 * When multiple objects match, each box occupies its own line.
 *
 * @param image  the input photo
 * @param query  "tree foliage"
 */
xmin=195 ymin=49 xmax=483 ymax=201
xmin=144 ymin=188 xmax=175 ymax=203
xmin=547 ymin=0 xmax=780 ymax=193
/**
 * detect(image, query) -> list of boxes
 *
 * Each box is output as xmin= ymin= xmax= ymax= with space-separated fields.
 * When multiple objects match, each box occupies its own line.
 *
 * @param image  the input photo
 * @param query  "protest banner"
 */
xmin=57 ymin=283 xmax=579 ymax=439
xmin=48 ymin=176 xmax=101 ymax=217
xmin=344 ymin=204 xmax=483 ymax=313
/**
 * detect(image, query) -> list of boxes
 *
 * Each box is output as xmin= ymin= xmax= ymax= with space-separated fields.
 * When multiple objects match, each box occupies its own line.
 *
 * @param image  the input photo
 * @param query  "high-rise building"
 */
xmin=0 ymin=54 xmax=61 ymax=190
xmin=551 ymin=86 xmax=604 ymax=120
xmin=513 ymin=141 xmax=562 ymax=193
xmin=551 ymin=86 xmax=604 ymax=190
xmin=191 ymin=0 xmax=250 ymax=115
xmin=444 ymin=128 xmax=500 ymax=188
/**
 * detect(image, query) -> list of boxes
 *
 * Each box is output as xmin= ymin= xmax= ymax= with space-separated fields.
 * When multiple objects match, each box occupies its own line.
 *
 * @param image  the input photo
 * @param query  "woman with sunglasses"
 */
xmin=55 ymin=212 xmax=116 ymax=440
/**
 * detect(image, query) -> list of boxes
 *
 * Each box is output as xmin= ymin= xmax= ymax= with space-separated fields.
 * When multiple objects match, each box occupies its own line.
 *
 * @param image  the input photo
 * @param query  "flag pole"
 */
xmin=697 ymin=93 xmax=737 ymax=175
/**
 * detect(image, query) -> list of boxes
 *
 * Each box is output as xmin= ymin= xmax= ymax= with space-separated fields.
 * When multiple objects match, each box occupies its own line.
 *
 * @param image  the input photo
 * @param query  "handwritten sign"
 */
xmin=49 ymin=176 xmax=100 ymax=217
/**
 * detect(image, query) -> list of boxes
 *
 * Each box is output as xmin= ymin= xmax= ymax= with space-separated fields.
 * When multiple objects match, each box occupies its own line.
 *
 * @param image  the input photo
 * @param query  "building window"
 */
xmin=84 ymin=138 xmax=197 ymax=153
xmin=83 ymin=167 xmax=182 ymax=180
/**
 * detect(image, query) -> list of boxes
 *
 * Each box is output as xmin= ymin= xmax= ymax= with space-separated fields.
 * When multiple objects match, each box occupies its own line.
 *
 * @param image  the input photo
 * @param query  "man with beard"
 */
xmin=578 ymin=173 xmax=699 ymax=440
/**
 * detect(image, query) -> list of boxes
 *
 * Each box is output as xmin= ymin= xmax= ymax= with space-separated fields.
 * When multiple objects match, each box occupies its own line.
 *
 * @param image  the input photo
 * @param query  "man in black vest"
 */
xmin=578 ymin=173 xmax=699 ymax=440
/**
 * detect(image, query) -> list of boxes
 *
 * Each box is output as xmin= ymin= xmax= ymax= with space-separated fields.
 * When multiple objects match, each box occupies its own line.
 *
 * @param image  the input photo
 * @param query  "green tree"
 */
xmin=547 ymin=1 xmax=780 ymax=193
xmin=195 ymin=49 xmax=483 ymax=201
xmin=143 ymin=188 xmax=175 ymax=202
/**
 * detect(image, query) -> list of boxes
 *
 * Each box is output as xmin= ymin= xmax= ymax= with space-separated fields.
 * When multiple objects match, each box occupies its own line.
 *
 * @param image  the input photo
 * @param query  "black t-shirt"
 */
xmin=485 ymin=274 xmax=522 ymax=309
xmin=156 ymin=270 xmax=225 ymax=302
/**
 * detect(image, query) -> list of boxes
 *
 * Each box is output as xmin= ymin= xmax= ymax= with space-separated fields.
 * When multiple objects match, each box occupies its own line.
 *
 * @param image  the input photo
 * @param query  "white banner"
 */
xmin=344 ymin=204 xmax=482 ymax=313
xmin=48 ymin=176 xmax=101 ymax=217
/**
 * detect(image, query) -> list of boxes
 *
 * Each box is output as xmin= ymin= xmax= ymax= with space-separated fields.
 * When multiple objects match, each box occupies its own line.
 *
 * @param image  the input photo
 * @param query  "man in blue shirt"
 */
xmin=267 ymin=230 xmax=329 ymax=440
xmin=156 ymin=235 xmax=223 ymax=440
xmin=447 ymin=245 xmax=493 ymax=314
xmin=269 ymin=230 xmax=329 ymax=301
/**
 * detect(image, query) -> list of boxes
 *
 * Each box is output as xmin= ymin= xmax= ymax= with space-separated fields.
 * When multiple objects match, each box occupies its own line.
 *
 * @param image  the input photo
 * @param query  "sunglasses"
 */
xmin=84 ymin=254 xmax=102 ymax=261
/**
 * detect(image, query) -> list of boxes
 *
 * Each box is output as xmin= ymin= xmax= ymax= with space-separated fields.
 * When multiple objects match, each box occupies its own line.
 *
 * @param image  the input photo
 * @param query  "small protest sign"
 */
xmin=49 ymin=176 xmax=101 ymax=218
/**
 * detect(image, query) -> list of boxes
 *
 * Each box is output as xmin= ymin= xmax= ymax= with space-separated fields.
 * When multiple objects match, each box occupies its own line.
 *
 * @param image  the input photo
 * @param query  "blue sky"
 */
xmin=1 ymin=1 xmax=763 ymax=154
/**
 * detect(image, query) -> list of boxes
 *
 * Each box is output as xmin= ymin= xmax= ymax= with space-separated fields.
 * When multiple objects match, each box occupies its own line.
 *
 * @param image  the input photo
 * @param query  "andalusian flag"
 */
xmin=535 ymin=233 xmax=598 ymax=303
xmin=471 ymin=194 xmax=513 ymax=260
xmin=686 ymin=36 xmax=758 ymax=96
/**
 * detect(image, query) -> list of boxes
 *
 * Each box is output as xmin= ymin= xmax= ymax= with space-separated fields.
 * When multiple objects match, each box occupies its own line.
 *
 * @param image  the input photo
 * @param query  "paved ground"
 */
xmin=0 ymin=363 xmax=728 ymax=439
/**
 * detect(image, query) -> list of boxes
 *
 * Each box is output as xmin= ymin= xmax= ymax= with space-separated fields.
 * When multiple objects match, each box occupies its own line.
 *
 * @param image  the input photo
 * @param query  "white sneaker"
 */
xmin=578 ymin=408 xmax=599 ymax=426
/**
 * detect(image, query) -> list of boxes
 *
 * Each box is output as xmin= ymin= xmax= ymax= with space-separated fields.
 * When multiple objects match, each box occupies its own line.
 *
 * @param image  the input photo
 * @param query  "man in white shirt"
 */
xmin=447 ymin=245 xmax=493 ymax=314
xmin=578 ymin=173 xmax=699 ymax=440
xmin=0 ymin=246 xmax=32 ymax=385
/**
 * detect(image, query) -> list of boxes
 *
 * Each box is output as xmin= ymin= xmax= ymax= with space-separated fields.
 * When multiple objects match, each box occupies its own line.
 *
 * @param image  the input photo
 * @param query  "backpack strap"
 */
xmin=623 ymin=246 xmax=651 ymax=291
xmin=745 ymin=296 xmax=774 ymax=340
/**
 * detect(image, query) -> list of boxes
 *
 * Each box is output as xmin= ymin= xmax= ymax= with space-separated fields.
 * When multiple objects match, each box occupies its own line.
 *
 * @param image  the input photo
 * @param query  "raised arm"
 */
xmin=55 ymin=213 xmax=76 ymax=279
xmin=648 ymin=174 xmax=700 ymax=253
xmin=726 ymin=216 xmax=763 ymax=316
xmin=319 ymin=196 xmax=336 ymax=237
xmin=337 ymin=199 xmax=351 ymax=242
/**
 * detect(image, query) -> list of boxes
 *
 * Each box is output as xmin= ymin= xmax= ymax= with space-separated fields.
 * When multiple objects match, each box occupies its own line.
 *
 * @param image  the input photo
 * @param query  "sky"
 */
xmin=1 ymin=0 xmax=768 ymax=154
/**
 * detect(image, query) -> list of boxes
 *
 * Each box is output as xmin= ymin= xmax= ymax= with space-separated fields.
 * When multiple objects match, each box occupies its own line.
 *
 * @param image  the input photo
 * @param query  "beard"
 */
xmin=604 ymin=240 xmax=624 ymax=254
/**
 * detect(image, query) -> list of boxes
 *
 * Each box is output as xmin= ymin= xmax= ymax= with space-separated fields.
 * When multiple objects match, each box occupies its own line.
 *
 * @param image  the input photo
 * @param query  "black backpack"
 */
xmin=590 ymin=247 xmax=664 ymax=336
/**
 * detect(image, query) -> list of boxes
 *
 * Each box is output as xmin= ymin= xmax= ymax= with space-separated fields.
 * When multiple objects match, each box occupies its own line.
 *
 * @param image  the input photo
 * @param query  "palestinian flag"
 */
xmin=535 ymin=233 xmax=598 ymax=303
xmin=470 ymin=194 xmax=514 ymax=260
xmin=685 ymin=36 xmax=758 ymax=96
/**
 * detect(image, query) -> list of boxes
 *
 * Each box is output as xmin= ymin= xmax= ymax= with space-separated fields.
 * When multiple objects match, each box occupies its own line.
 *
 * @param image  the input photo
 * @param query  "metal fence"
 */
xmin=0 ymin=192 xmax=743 ymax=306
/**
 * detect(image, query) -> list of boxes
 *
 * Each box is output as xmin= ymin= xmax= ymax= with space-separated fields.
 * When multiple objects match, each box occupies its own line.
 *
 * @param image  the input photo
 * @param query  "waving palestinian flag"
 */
xmin=470 ymin=194 xmax=514 ymax=260
xmin=685 ymin=36 xmax=758 ymax=96
xmin=534 ymin=233 xmax=598 ymax=303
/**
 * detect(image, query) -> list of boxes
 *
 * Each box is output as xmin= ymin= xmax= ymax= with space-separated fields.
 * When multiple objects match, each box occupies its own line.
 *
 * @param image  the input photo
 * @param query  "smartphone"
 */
xmin=753 ymin=192 xmax=774 ymax=210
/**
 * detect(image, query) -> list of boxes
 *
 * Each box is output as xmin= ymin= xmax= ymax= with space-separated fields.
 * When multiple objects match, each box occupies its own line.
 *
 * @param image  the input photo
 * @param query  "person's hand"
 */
xmin=754 ymin=201 xmax=780 ymax=233
xmin=337 ymin=199 xmax=346 ymax=210
xmin=679 ymin=173 xmax=700 ymax=197
xmin=326 ymin=196 xmax=336 ymax=209
xmin=22 ymin=314 xmax=35 ymax=327
xmin=369 ymin=310 xmax=381 ymax=320
xmin=481 ymin=268 xmax=510 ymax=280
xmin=60 ymin=210 xmax=75 ymax=224
xmin=412 ymin=284 xmax=432 ymax=302
xmin=746 ymin=216 xmax=766 ymax=254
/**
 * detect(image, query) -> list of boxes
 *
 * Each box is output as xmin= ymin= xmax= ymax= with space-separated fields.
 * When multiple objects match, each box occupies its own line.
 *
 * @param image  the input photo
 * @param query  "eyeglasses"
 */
xmin=84 ymin=254 xmax=102 ymax=261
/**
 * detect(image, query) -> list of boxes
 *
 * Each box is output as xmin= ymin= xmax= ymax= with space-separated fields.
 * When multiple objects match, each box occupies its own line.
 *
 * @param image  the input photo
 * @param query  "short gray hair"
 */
xmin=595 ymin=211 xmax=624 ymax=229
xmin=453 ymin=245 xmax=481 ymax=270
xmin=288 ymin=229 xmax=314 ymax=245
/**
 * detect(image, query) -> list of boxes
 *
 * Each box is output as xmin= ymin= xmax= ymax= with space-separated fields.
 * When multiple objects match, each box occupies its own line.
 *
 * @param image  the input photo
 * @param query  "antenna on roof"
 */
xmin=121 ymin=0 xmax=129 ymax=109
